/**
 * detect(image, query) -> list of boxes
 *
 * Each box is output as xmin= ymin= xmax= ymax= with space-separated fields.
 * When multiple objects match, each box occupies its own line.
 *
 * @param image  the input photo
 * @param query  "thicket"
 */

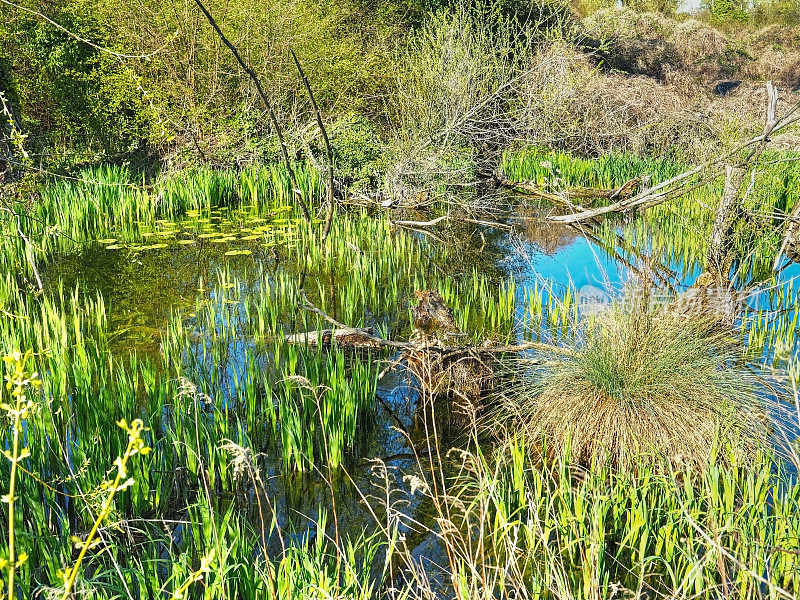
xmin=0 ymin=0 xmax=431 ymax=162
xmin=0 ymin=0 xmax=798 ymax=183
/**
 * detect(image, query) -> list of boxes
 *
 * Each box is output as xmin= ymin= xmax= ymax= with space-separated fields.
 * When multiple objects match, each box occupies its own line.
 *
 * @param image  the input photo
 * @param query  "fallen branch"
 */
xmin=290 ymin=48 xmax=335 ymax=240
xmin=298 ymin=291 xmax=567 ymax=356
xmin=500 ymin=176 xmax=642 ymax=207
xmin=549 ymin=84 xmax=799 ymax=225
xmin=390 ymin=216 xmax=448 ymax=228
xmin=299 ymin=293 xmax=411 ymax=350
xmin=500 ymin=179 xmax=584 ymax=210
xmin=390 ymin=214 xmax=512 ymax=231
xmin=284 ymin=327 xmax=376 ymax=347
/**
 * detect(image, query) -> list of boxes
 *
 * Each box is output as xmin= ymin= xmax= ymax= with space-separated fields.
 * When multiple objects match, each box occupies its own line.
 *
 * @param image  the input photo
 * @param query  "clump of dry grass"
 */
xmin=501 ymin=305 xmax=768 ymax=471
xmin=584 ymin=7 xmax=800 ymax=88
xmin=517 ymin=34 xmax=799 ymax=160
xmin=518 ymin=43 xmax=722 ymax=157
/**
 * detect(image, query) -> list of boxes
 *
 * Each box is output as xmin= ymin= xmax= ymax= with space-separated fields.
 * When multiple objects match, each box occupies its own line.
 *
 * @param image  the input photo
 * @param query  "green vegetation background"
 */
xmin=2 ymin=0 xmax=799 ymax=180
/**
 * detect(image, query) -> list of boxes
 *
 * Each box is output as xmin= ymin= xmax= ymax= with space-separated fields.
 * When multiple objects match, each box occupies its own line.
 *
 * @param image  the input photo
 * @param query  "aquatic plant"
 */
xmin=0 ymin=163 xmax=323 ymax=289
xmin=1 ymin=148 xmax=798 ymax=599
xmin=1 ymin=351 xmax=41 ymax=600
xmin=409 ymin=438 xmax=800 ymax=599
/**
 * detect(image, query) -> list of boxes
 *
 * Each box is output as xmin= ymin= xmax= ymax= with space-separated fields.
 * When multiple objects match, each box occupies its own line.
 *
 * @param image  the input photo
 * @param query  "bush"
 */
xmin=0 ymin=0 xmax=148 ymax=156
xmin=384 ymin=0 xmax=573 ymax=198
xmin=751 ymin=0 xmax=800 ymax=25
xmin=0 ymin=0 xmax=414 ymax=163
xmin=706 ymin=0 xmax=750 ymax=22
xmin=328 ymin=113 xmax=385 ymax=190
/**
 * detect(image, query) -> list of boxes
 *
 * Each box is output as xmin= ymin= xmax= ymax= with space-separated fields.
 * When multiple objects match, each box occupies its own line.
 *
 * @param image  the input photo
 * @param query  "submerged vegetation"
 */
xmin=1 ymin=0 xmax=800 ymax=598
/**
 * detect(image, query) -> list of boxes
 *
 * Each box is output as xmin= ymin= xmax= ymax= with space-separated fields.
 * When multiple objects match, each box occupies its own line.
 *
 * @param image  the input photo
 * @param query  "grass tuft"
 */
xmin=502 ymin=303 xmax=768 ymax=471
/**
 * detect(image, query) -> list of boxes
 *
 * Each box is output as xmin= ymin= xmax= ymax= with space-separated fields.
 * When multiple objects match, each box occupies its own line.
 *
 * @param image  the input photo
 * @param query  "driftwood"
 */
xmin=389 ymin=215 xmax=512 ymax=231
xmin=406 ymin=290 xmax=494 ymax=403
xmin=298 ymin=291 xmax=569 ymax=410
xmin=284 ymin=327 xmax=377 ymax=347
xmin=705 ymin=165 xmax=746 ymax=282
xmin=299 ymin=291 xmax=565 ymax=355
xmin=500 ymin=177 xmax=643 ymax=208
xmin=549 ymin=82 xmax=798 ymax=226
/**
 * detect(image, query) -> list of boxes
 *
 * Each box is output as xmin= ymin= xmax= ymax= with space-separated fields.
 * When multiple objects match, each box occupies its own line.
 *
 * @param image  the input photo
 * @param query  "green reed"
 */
xmin=0 ymin=163 xmax=323 ymax=286
xmin=504 ymin=146 xmax=800 ymax=360
xmin=442 ymin=437 xmax=800 ymax=599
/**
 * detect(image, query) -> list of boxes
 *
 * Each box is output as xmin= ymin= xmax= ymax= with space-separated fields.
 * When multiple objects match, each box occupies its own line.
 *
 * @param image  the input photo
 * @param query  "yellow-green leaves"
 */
xmin=169 ymin=550 xmax=216 ymax=600
xmin=3 ymin=350 xmax=42 ymax=398
xmin=2 ymin=350 xmax=41 ymax=600
xmin=60 ymin=417 xmax=152 ymax=600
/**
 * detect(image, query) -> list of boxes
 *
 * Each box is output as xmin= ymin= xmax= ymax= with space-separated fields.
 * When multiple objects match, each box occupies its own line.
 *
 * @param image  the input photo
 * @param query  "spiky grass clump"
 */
xmin=505 ymin=306 xmax=767 ymax=471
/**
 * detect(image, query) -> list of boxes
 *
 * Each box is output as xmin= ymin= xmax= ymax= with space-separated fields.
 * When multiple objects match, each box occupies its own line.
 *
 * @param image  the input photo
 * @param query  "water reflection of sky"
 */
xmin=516 ymin=235 xmax=628 ymax=291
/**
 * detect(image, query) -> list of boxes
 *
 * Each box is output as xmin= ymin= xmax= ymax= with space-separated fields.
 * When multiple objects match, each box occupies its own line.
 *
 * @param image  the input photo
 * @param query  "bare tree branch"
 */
xmin=548 ymin=86 xmax=800 ymax=225
xmin=290 ymin=48 xmax=336 ymax=240
xmin=192 ymin=0 xmax=311 ymax=221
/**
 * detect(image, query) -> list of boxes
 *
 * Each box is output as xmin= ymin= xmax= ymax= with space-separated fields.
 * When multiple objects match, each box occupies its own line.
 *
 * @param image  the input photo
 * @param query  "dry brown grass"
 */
xmin=583 ymin=8 xmax=800 ymax=88
xmin=514 ymin=10 xmax=800 ymax=160
xmin=499 ymin=305 xmax=768 ymax=472
xmin=517 ymin=43 xmax=724 ymax=157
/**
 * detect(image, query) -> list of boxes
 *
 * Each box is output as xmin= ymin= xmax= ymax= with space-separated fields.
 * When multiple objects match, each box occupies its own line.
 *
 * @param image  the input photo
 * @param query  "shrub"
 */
xmin=751 ymin=0 xmax=800 ymax=25
xmin=0 ymin=0 xmax=148 ymax=156
xmin=328 ymin=113 xmax=385 ymax=190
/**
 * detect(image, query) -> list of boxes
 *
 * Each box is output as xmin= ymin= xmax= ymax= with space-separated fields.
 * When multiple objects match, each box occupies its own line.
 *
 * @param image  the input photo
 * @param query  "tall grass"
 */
xmin=403 ymin=438 xmax=800 ymax=599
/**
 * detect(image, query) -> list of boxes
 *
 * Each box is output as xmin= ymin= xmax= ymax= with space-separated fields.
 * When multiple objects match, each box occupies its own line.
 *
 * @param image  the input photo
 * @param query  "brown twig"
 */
xmin=549 ymin=86 xmax=800 ymax=225
xmin=390 ymin=214 xmax=512 ymax=232
xmin=0 ymin=205 xmax=43 ymax=291
xmin=192 ymin=0 xmax=311 ymax=221
xmin=500 ymin=176 xmax=642 ymax=206
xmin=290 ymin=48 xmax=335 ymax=240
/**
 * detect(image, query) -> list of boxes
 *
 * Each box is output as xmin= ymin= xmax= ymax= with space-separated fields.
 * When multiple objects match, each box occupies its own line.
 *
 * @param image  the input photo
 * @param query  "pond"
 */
xmin=2 ymin=157 xmax=800 ymax=596
xmin=31 ymin=186 xmax=800 ymax=567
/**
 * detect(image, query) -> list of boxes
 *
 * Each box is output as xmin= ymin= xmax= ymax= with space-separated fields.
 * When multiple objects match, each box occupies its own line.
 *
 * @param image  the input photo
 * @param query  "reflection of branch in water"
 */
xmin=568 ymin=219 xmax=680 ymax=293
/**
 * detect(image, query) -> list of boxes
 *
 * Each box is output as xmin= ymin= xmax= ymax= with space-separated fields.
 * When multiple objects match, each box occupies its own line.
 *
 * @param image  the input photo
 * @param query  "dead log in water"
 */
xmin=499 ymin=177 xmax=643 ymax=208
xmin=284 ymin=327 xmax=378 ymax=347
